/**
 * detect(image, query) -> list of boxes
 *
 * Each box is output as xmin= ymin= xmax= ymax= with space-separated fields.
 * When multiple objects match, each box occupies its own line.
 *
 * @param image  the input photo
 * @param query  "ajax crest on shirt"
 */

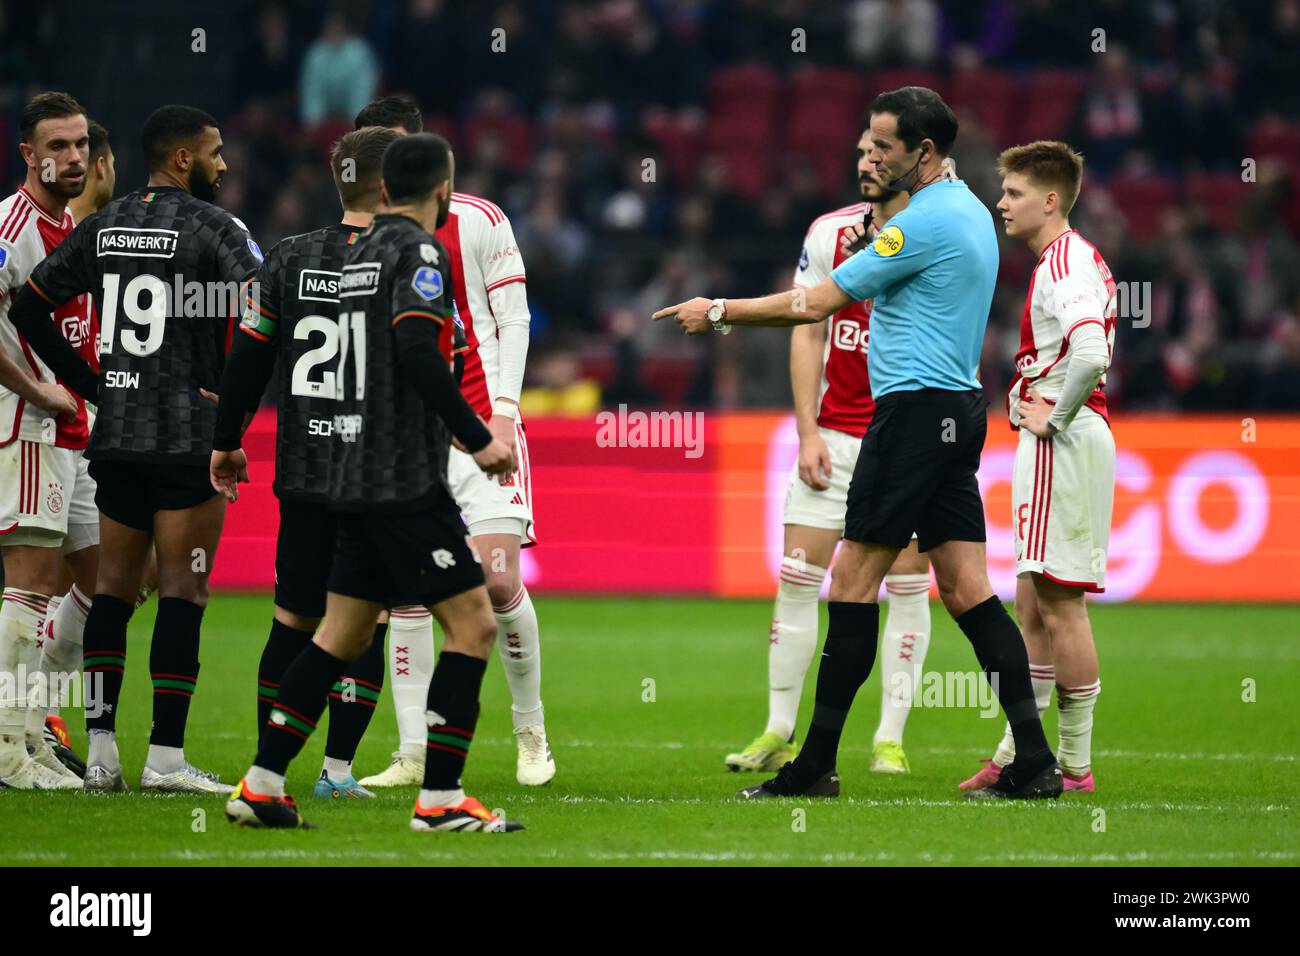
xmin=412 ymin=265 xmax=443 ymax=301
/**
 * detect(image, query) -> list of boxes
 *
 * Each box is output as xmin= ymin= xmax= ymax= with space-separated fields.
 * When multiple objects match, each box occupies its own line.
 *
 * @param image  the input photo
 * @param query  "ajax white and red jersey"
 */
xmin=793 ymin=203 xmax=874 ymax=438
xmin=0 ymin=185 xmax=98 ymax=449
xmin=435 ymin=193 xmax=527 ymax=420
xmin=1007 ymin=229 xmax=1116 ymax=429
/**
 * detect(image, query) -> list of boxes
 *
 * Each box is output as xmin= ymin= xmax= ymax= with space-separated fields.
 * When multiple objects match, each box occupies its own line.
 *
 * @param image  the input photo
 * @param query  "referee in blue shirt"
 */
xmin=655 ymin=87 xmax=1062 ymax=800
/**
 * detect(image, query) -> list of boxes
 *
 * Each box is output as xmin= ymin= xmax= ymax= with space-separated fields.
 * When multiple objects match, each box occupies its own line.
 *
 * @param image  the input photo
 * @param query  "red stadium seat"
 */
xmin=948 ymin=67 xmax=1017 ymax=146
xmin=1247 ymin=118 xmax=1300 ymax=171
xmin=1184 ymin=172 xmax=1250 ymax=233
xmin=1018 ymin=69 xmax=1086 ymax=143
xmin=462 ymin=114 xmax=534 ymax=175
xmin=709 ymin=145 xmax=772 ymax=199
xmin=709 ymin=64 xmax=784 ymax=127
xmin=422 ymin=113 xmax=460 ymax=150
xmin=867 ymin=69 xmax=945 ymax=101
xmin=1106 ymin=173 xmax=1177 ymax=241
xmin=642 ymin=112 xmax=705 ymax=188
xmin=788 ymin=67 xmax=866 ymax=118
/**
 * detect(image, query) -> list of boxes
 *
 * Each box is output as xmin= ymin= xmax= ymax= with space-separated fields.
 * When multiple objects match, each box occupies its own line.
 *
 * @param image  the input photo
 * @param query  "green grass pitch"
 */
xmin=1 ymin=596 xmax=1296 ymax=866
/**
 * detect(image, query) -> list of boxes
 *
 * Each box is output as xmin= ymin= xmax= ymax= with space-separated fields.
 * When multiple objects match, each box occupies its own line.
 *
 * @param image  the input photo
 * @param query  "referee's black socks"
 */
xmin=797 ymin=601 xmax=880 ymax=776
xmin=956 ymin=595 xmax=1053 ymax=763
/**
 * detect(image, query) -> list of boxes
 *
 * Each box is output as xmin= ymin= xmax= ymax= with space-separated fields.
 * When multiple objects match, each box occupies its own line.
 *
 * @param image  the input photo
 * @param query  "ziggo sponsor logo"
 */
xmin=764 ymin=417 xmax=1270 ymax=601
xmin=981 ymin=447 xmax=1268 ymax=601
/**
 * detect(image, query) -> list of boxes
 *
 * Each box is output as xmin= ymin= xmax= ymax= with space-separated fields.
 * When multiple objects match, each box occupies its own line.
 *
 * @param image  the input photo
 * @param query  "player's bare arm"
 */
xmin=791 ymin=321 xmax=831 ymax=490
xmin=5 ymin=282 xmax=98 ymax=402
xmin=652 ymin=276 xmax=853 ymax=335
xmin=0 ymin=347 xmax=77 ymax=417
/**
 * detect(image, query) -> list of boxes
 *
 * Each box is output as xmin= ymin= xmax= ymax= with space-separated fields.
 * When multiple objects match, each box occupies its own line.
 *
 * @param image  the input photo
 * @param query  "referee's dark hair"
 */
xmin=87 ymin=119 xmax=112 ymax=164
xmin=870 ymin=86 xmax=958 ymax=156
xmin=141 ymin=105 xmax=219 ymax=171
xmin=355 ymin=95 xmax=423 ymax=134
xmin=331 ymin=126 xmax=401 ymax=210
xmin=19 ymin=91 xmax=86 ymax=143
xmin=381 ymin=132 xmax=452 ymax=205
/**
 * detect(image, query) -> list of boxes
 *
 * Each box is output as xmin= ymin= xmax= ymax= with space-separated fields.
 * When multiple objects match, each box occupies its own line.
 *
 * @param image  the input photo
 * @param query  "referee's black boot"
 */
xmin=966 ymin=751 xmax=1063 ymax=800
xmin=737 ymin=760 xmax=840 ymax=800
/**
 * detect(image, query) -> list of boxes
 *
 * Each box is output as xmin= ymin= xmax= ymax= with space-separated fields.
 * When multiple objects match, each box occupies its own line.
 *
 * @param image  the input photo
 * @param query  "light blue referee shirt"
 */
xmin=829 ymin=178 xmax=998 ymax=399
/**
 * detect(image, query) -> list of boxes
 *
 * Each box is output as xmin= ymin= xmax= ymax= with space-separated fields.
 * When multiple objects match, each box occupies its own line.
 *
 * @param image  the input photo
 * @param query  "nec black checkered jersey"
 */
xmin=25 ymin=185 xmax=264 ymax=464
xmin=328 ymin=213 xmax=465 ymax=513
xmin=230 ymin=223 xmax=363 ymax=503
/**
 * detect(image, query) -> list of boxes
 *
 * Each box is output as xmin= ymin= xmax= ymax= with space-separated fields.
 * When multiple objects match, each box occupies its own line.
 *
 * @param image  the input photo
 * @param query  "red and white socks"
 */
xmin=494 ymin=585 xmax=543 ymax=730
xmin=764 ymin=557 xmax=825 ymax=741
xmin=875 ymin=573 xmax=932 ymax=745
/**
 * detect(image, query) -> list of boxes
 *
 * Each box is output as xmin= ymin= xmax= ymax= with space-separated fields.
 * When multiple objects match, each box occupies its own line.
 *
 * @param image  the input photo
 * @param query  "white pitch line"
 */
xmin=4 ymin=847 xmax=1287 ymax=866
xmin=544 ymin=794 xmax=1290 ymax=813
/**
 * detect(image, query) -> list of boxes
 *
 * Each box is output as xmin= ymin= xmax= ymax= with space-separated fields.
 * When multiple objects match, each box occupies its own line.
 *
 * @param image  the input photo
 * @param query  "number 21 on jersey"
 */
xmin=291 ymin=311 xmax=366 ymax=400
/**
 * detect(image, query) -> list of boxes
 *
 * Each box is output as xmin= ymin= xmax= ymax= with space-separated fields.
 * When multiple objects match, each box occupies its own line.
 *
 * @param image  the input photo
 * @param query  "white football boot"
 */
xmin=28 ymin=739 xmax=82 ymax=786
xmin=358 ymin=751 xmax=424 ymax=787
xmin=1 ymin=753 xmax=79 ymax=789
xmin=514 ymin=725 xmax=555 ymax=786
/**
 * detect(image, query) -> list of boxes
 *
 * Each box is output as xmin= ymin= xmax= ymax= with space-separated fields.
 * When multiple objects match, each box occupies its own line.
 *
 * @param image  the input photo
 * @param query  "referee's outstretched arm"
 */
xmin=651 ymin=276 xmax=853 ymax=336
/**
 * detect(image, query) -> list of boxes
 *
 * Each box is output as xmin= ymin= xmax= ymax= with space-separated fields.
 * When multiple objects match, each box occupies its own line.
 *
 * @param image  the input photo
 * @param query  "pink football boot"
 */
xmin=1062 ymin=770 xmax=1095 ymax=793
xmin=957 ymin=757 xmax=1002 ymax=791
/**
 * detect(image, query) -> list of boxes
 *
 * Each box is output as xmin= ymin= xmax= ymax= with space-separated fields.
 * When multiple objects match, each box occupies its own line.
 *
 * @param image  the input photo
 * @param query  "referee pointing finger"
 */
xmin=656 ymin=86 xmax=1063 ymax=801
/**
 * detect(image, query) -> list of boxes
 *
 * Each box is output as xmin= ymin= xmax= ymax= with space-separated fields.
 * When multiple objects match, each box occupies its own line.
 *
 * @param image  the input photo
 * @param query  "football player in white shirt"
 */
xmin=960 ymin=141 xmax=1115 ymax=794
xmin=0 ymin=92 xmax=94 ymax=789
xmin=724 ymin=133 xmax=933 ymax=776
xmin=347 ymin=100 xmax=552 ymax=789
xmin=25 ymin=117 xmax=136 ymax=776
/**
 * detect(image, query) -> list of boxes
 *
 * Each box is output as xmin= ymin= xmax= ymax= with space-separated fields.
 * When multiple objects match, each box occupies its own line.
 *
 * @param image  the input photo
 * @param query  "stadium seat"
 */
xmin=1184 ymin=172 xmax=1250 ymax=233
xmin=708 ymin=64 xmax=784 ymax=127
xmin=463 ymin=113 xmax=534 ymax=175
xmin=642 ymin=111 xmax=706 ymax=188
xmin=948 ymin=67 xmax=1017 ymax=146
xmin=788 ymin=67 xmax=866 ymax=118
xmin=422 ymin=113 xmax=460 ymax=150
xmin=868 ymin=69 xmax=945 ymax=102
xmin=1017 ymin=69 xmax=1086 ymax=143
xmin=1106 ymin=173 xmax=1177 ymax=241
xmin=1247 ymin=118 xmax=1300 ymax=171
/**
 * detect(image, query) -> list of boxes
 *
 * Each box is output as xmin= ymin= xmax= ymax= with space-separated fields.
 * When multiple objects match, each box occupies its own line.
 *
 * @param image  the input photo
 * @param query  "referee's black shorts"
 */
xmin=844 ymin=387 xmax=988 ymax=553
xmin=327 ymin=492 xmax=484 ymax=610
xmin=274 ymin=498 xmax=336 ymax=619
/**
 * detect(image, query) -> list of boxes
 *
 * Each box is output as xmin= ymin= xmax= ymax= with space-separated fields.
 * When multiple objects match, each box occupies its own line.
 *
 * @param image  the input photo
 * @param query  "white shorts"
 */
xmin=0 ymin=439 xmax=99 ymax=552
xmin=446 ymin=419 xmax=536 ymax=544
xmin=782 ymin=426 xmax=862 ymax=531
xmin=1012 ymin=412 xmax=1115 ymax=592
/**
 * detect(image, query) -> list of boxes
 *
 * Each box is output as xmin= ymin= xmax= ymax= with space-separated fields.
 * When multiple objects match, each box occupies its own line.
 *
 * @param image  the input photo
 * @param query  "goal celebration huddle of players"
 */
xmin=1 ymin=82 xmax=1115 ymax=831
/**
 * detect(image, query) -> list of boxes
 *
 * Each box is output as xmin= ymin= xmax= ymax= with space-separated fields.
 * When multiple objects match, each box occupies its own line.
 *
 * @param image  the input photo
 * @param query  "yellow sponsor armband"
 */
xmin=873 ymin=225 xmax=904 ymax=257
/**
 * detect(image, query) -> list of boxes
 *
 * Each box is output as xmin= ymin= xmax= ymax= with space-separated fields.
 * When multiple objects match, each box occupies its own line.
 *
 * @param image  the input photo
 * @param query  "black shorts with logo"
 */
xmin=89 ymin=458 xmax=217 ymax=532
xmin=274 ymin=498 xmax=336 ymax=619
xmin=327 ymin=493 xmax=483 ymax=609
xmin=844 ymin=388 xmax=988 ymax=552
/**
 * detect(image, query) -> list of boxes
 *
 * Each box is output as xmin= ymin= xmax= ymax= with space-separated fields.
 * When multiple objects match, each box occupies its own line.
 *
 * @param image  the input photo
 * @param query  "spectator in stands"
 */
xmin=1071 ymin=45 xmax=1150 ymax=173
xmin=299 ymin=7 xmax=378 ymax=126
xmin=846 ymin=0 xmax=939 ymax=66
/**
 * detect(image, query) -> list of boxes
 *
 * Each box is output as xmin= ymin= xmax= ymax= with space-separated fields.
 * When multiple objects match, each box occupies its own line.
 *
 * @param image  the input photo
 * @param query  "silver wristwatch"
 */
xmin=707 ymin=298 xmax=731 ymax=334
